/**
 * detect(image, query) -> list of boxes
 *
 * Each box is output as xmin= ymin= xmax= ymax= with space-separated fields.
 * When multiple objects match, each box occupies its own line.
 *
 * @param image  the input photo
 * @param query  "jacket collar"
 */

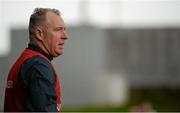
xmin=27 ymin=44 xmax=53 ymax=61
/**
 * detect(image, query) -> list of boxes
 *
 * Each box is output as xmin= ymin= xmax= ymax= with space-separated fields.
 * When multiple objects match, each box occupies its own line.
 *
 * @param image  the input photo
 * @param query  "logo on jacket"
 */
xmin=6 ymin=80 xmax=13 ymax=88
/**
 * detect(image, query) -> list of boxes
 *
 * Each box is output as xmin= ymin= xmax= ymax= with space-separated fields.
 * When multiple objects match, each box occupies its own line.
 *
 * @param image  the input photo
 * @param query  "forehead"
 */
xmin=45 ymin=12 xmax=65 ymax=27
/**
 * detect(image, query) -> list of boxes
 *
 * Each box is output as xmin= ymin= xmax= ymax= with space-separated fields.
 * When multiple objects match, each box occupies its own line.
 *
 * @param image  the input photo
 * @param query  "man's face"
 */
xmin=42 ymin=12 xmax=68 ymax=57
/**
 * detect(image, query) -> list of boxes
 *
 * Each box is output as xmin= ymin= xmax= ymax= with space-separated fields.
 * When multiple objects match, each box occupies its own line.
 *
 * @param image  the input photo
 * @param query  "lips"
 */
xmin=59 ymin=43 xmax=64 ymax=45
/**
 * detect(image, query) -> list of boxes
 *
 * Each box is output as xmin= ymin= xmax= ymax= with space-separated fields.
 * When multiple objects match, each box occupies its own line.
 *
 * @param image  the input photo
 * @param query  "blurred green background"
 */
xmin=62 ymin=88 xmax=180 ymax=112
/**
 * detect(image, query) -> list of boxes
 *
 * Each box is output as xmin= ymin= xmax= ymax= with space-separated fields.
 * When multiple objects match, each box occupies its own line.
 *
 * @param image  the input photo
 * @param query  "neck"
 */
xmin=30 ymin=40 xmax=50 ymax=56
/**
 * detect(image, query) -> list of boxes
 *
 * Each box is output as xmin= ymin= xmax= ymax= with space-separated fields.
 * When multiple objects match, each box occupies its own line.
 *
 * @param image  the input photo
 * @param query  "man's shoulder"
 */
xmin=20 ymin=55 xmax=56 ymax=83
xmin=25 ymin=55 xmax=50 ymax=65
xmin=22 ymin=55 xmax=54 ymax=73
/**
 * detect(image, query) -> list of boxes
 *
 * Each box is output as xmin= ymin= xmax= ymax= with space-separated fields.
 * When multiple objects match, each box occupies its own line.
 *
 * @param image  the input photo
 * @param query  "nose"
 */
xmin=62 ymin=30 xmax=68 ymax=40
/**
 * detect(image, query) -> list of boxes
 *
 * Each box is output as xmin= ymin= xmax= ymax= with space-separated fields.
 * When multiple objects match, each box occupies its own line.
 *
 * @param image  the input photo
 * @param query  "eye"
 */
xmin=54 ymin=27 xmax=65 ymax=31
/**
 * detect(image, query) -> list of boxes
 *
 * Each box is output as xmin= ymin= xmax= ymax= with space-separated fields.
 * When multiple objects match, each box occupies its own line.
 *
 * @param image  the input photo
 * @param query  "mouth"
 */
xmin=58 ymin=43 xmax=64 ymax=49
xmin=59 ymin=42 xmax=64 ymax=45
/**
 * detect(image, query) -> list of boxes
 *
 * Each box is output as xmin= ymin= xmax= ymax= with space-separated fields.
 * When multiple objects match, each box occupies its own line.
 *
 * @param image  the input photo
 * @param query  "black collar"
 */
xmin=27 ymin=44 xmax=53 ymax=61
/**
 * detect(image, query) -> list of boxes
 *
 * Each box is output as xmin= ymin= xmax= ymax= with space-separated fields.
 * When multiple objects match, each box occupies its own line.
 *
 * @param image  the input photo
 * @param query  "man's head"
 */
xmin=29 ymin=8 xmax=68 ymax=57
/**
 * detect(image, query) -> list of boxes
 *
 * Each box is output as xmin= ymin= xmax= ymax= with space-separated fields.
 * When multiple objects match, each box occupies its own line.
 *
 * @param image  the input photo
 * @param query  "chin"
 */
xmin=57 ymin=51 xmax=64 ymax=56
xmin=54 ymin=49 xmax=64 ymax=56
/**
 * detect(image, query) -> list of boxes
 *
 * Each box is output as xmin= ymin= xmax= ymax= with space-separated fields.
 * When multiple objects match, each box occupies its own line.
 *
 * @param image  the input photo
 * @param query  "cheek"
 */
xmin=53 ymin=38 xmax=60 ymax=47
xmin=50 ymin=34 xmax=58 ymax=44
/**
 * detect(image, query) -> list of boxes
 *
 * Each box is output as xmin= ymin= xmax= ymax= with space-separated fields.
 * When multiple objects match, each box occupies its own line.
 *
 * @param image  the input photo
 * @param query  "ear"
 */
xmin=35 ymin=27 xmax=44 ymax=41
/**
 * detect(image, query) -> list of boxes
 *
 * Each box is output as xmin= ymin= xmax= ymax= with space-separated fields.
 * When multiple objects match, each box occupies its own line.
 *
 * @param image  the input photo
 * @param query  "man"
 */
xmin=4 ymin=8 xmax=68 ymax=112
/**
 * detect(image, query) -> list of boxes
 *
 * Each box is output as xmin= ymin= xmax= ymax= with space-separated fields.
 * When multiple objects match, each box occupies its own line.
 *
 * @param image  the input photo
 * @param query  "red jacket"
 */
xmin=4 ymin=48 xmax=61 ymax=112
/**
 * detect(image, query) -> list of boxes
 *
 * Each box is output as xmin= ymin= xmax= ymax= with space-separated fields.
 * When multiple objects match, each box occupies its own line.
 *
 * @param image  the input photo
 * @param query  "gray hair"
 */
xmin=28 ymin=8 xmax=61 ymax=37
